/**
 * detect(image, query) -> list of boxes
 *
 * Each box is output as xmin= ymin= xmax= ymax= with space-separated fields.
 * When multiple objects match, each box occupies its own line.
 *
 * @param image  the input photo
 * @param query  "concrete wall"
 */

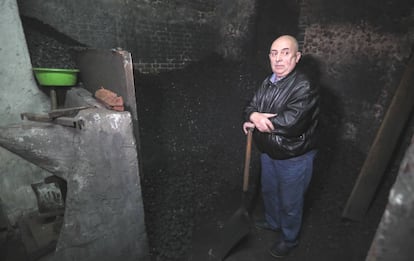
xmin=17 ymin=0 xmax=257 ymax=73
xmin=0 ymin=0 xmax=51 ymax=224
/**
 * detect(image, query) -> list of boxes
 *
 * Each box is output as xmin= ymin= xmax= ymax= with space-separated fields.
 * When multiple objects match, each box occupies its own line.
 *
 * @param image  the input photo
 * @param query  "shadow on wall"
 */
xmin=297 ymin=54 xmax=345 ymax=194
xmin=298 ymin=54 xmax=344 ymax=155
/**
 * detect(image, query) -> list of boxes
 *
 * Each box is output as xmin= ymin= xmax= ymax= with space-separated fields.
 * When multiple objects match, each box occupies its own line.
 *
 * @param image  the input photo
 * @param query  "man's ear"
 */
xmin=295 ymin=52 xmax=302 ymax=63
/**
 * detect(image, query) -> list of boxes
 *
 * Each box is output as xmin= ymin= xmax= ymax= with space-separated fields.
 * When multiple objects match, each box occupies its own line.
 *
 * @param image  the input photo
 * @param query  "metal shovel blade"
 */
xmin=216 ymin=205 xmax=250 ymax=260
xmin=216 ymin=129 xmax=253 ymax=260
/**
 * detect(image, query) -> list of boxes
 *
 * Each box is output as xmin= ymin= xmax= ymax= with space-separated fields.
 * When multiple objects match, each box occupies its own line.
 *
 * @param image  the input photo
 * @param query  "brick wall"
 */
xmin=17 ymin=0 xmax=257 ymax=74
xmin=17 ymin=0 xmax=220 ymax=73
xmin=131 ymin=21 xmax=216 ymax=73
xmin=128 ymin=0 xmax=218 ymax=73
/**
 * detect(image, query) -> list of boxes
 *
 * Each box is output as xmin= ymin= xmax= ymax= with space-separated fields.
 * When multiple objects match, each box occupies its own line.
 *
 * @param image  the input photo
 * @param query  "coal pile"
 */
xmin=135 ymin=55 xmax=265 ymax=260
xmin=21 ymin=16 xmax=85 ymax=69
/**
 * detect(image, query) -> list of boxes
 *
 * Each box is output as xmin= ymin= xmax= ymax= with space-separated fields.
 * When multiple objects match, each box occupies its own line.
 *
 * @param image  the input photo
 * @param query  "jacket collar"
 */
xmin=268 ymin=69 xmax=297 ymax=85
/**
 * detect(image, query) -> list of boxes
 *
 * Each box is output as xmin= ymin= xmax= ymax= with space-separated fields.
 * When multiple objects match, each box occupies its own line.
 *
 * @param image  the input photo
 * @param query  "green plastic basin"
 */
xmin=33 ymin=68 xmax=79 ymax=86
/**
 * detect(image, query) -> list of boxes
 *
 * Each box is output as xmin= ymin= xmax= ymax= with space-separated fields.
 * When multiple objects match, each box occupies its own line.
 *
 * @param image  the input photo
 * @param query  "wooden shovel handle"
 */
xmin=243 ymin=128 xmax=253 ymax=192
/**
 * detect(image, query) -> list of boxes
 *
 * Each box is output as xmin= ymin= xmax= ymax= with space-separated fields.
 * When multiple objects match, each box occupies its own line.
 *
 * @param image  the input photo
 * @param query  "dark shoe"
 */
xmin=254 ymin=220 xmax=280 ymax=232
xmin=268 ymin=240 xmax=297 ymax=258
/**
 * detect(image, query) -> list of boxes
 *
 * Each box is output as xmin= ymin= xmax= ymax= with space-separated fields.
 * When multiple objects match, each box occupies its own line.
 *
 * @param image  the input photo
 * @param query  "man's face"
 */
xmin=268 ymin=36 xmax=301 ymax=78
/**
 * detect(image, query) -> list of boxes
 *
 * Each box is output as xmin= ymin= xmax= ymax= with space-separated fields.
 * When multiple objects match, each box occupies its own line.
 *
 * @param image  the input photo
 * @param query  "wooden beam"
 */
xmin=342 ymin=55 xmax=414 ymax=221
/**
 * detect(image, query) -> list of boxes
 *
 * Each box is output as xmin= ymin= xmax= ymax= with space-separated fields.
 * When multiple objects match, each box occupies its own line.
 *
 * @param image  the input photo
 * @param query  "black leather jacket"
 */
xmin=245 ymin=69 xmax=319 ymax=159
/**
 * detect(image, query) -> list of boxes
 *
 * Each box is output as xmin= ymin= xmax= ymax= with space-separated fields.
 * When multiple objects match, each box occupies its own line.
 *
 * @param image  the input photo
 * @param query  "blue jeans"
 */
xmin=261 ymin=150 xmax=316 ymax=245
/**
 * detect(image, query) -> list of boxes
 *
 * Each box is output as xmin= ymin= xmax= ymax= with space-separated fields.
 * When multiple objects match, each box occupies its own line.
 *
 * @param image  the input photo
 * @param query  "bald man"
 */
xmin=243 ymin=35 xmax=319 ymax=258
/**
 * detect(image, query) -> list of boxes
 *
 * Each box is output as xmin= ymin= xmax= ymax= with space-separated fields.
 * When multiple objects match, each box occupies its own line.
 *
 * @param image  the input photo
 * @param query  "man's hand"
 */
xmin=243 ymin=122 xmax=255 ymax=134
xmin=249 ymin=112 xmax=277 ymax=133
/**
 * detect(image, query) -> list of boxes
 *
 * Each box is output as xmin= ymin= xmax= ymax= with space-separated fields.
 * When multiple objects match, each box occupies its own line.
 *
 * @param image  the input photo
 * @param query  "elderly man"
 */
xmin=243 ymin=35 xmax=319 ymax=258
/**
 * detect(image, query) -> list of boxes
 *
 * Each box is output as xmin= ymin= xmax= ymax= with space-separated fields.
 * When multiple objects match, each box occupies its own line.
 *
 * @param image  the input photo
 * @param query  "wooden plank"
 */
xmin=342 ymin=55 xmax=414 ymax=221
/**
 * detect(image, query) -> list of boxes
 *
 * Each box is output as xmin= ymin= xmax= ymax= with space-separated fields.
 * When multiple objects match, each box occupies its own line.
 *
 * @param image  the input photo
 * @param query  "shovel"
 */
xmin=216 ymin=128 xmax=253 ymax=260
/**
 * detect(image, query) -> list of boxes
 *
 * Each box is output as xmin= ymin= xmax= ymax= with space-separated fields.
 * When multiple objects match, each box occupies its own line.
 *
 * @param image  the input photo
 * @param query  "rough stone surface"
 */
xmin=0 ymin=105 xmax=149 ymax=261
xmin=367 ymin=136 xmax=414 ymax=261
